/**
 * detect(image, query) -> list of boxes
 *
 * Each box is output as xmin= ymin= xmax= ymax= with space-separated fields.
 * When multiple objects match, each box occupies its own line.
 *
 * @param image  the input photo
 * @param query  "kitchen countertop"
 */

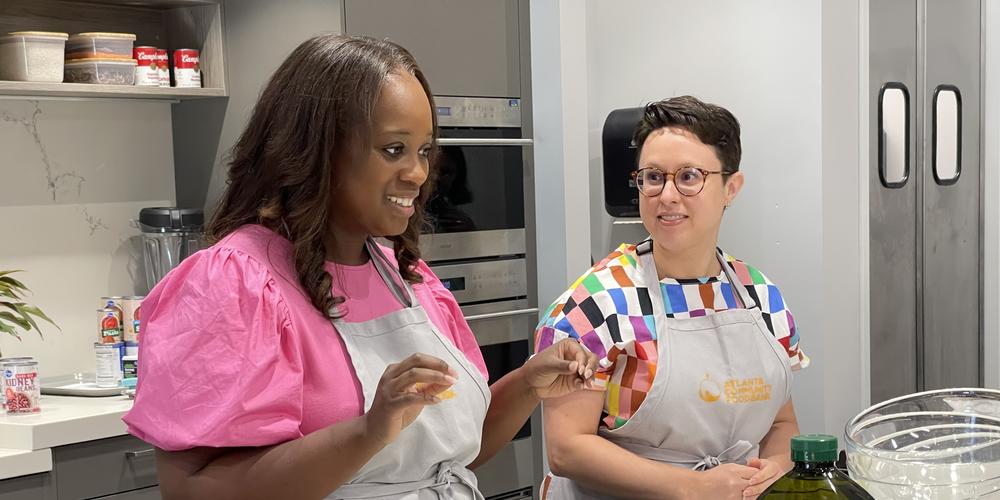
xmin=0 ymin=448 xmax=52 ymax=480
xmin=0 ymin=395 xmax=133 ymax=480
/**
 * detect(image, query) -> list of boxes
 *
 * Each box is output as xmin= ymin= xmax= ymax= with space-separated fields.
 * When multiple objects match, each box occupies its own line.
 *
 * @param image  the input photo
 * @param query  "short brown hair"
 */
xmin=632 ymin=95 xmax=742 ymax=173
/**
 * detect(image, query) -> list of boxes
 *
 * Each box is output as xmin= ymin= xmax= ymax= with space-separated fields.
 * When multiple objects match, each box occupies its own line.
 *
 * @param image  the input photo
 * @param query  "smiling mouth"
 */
xmin=658 ymin=214 xmax=687 ymax=221
xmin=387 ymin=195 xmax=415 ymax=207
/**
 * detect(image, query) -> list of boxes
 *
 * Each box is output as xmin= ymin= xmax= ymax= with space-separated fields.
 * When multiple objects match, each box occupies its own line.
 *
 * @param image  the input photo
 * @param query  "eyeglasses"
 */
xmin=630 ymin=167 xmax=727 ymax=197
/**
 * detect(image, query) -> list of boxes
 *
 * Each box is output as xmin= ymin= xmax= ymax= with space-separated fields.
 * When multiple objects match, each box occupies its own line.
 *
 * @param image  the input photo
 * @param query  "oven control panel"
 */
xmin=435 ymin=96 xmax=522 ymax=128
xmin=429 ymin=257 xmax=527 ymax=305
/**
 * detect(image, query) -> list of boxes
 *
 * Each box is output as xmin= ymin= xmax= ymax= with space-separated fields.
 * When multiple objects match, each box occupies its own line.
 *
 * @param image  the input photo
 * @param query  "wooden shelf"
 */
xmin=0 ymin=81 xmax=226 ymax=100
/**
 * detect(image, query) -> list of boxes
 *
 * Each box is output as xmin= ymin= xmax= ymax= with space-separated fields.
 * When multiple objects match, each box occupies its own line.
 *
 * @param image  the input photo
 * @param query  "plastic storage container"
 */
xmin=846 ymin=388 xmax=1000 ymax=499
xmin=66 ymin=32 xmax=135 ymax=61
xmin=64 ymin=58 xmax=136 ymax=85
xmin=0 ymin=31 xmax=69 ymax=82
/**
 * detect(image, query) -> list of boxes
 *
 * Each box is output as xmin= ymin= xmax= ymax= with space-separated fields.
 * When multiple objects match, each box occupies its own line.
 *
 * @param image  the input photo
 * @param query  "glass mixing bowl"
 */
xmin=845 ymin=388 xmax=1000 ymax=499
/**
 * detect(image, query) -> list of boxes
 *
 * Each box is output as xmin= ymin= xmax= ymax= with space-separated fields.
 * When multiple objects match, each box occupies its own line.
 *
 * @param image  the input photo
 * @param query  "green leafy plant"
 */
xmin=0 ymin=270 xmax=58 ymax=355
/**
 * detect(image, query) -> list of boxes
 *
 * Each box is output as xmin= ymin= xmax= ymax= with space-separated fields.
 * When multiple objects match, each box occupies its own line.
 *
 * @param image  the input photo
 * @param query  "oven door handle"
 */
xmin=465 ymin=307 xmax=539 ymax=322
xmin=436 ymin=138 xmax=534 ymax=146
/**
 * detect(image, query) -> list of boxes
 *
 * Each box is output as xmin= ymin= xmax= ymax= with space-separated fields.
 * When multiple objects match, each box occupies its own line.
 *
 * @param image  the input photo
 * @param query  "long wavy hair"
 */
xmin=207 ymin=34 xmax=438 ymax=318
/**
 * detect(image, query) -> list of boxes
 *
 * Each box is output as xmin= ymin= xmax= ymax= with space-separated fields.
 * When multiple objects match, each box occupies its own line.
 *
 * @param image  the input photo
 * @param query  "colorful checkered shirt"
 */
xmin=534 ymin=243 xmax=809 ymax=430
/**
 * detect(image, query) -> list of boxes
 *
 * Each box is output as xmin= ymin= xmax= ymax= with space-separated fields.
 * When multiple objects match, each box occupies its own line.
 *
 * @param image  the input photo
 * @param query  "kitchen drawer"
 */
xmin=53 ymin=435 xmax=157 ymax=500
xmin=94 ymin=486 xmax=160 ymax=499
xmin=0 ymin=472 xmax=57 ymax=500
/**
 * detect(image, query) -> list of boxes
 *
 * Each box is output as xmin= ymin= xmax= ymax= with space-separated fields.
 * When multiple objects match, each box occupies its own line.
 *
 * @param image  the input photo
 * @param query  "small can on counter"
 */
xmin=100 ymin=297 xmax=125 ymax=316
xmin=95 ymin=342 xmax=124 ymax=388
xmin=122 ymin=355 xmax=138 ymax=380
xmin=0 ymin=357 xmax=33 ymax=411
xmin=173 ymin=48 xmax=201 ymax=88
xmin=122 ymin=296 xmax=143 ymax=344
xmin=3 ymin=359 xmax=40 ymax=414
xmin=99 ymin=297 xmax=125 ymax=342
xmin=156 ymin=48 xmax=169 ymax=87
xmin=133 ymin=46 xmax=160 ymax=86
xmin=98 ymin=307 xmax=122 ymax=343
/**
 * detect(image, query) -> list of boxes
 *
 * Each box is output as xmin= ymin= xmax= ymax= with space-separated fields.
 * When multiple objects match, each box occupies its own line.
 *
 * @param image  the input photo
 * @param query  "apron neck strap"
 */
xmin=636 ymin=240 xmax=668 ymax=318
xmin=636 ymin=239 xmax=654 ymax=256
xmin=365 ymin=238 xmax=415 ymax=308
xmin=715 ymin=249 xmax=758 ymax=310
xmin=636 ymin=240 xmax=758 ymax=311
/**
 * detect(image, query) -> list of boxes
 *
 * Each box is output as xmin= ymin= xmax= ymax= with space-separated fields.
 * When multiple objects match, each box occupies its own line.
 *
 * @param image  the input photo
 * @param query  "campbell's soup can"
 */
xmin=122 ymin=296 xmax=143 ymax=344
xmin=133 ymin=46 xmax=159 ymax=86
xmin=173 ymin=48 xmax=201 ymax=88
xmin=3 ymin=360 xmax=40 ymax=414
xmin=156 ymin=48 xmax=169 ymax=87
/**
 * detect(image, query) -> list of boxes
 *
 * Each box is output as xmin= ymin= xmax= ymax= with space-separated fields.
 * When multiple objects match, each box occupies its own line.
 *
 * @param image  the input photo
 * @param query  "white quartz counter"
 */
xmin=0 ymin=395 xmax=133 ymax=480
xmin=0 ymin=448 xmax=52 ymax=480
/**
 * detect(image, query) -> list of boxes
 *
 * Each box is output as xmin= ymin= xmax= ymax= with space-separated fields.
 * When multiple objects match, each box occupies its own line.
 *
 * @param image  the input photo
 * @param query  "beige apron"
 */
xmin=328 ymin=240 xmax=491 ymax=499
xmin=543 ymin=241 xmax=793 ymax=499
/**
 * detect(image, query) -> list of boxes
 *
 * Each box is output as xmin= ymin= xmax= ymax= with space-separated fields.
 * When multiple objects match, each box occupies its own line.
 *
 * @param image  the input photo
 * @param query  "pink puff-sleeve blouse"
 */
xmin=122 ymin=224 xmax=487 ymax=451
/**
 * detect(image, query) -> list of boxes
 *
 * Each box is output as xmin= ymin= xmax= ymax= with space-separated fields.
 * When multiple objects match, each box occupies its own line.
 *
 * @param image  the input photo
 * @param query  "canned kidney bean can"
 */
xmin=0 ymin=357 xmax=33 ymax=411
xmin=95 ymin=342 xmax=124 ymax=388
xmin=133 ymin=46 xmax=159 ymax=86
xmin=173 ymin=48 xmax=201 ymax=88
xmin=156 ymin=48 xmax=169 ymax=87
xmin=3 ymin=360 xmax=40 ymax=414
xmin=122 ymin=296 xmax=143 ymax=344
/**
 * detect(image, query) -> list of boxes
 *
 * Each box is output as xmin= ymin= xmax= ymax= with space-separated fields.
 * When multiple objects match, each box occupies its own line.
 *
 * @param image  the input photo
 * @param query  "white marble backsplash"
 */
xmin=0 ymin=99 xmax=175 ymax=376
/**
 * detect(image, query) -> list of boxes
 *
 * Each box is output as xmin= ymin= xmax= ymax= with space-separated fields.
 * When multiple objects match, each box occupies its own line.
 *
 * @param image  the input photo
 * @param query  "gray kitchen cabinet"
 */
xmin=94 ymin=486 xmax=160 ymax=500
xmin=345 ymin=0 xmax=521 ymax=97
xmin=0 ymin=473 xmax=57 ymax=500
xmin=52 ymin=435 xmax=158 ymax=500
xmin=0 ymin=435 xmax=160 ymax=500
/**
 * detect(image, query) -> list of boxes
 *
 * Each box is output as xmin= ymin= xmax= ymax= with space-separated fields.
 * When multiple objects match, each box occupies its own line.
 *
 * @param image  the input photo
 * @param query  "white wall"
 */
xmin=581 ymin=0 xmax=831 ymax=433
xmin=0 ymin=100 xmax=174 ymax=375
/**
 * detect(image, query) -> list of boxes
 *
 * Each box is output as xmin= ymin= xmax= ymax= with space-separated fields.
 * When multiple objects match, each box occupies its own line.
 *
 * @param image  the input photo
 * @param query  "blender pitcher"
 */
xmin=134 ymin=207 xmax=205 ymax=292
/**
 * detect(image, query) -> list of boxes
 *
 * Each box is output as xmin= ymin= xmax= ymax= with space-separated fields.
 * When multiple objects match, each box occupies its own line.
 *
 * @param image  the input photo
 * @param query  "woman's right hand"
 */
xmin=688 ymin=463 xmax=758 ymax=500
xmin=362 ymin=353 xmax=458 ymax=446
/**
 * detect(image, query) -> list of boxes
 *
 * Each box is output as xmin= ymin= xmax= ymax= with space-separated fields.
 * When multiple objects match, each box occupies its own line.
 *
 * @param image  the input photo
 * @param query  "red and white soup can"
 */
xmin=157 ymin=48 xmax=169 ymax=87
xmin=133 ymin=46 xmax=160 ymax=86
xmin=173 ymin=48 xmax=201 ymax=88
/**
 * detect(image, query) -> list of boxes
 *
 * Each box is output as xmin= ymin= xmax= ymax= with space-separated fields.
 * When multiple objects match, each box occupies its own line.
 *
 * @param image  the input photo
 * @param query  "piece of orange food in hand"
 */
xmin=413 ymin=382 xmax=457 ymax=400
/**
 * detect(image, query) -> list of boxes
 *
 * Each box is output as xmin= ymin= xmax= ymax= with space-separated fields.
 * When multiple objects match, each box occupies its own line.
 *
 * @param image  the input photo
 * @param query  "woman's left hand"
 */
xmin=742 ymin=457 xmax=787 ymax=499
xmin=521 ymin=338 xmax=599 ymax=399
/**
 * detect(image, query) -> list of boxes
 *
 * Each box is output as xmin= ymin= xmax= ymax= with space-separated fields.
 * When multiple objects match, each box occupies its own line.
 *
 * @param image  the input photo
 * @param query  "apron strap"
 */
xmin=636 ymin=238 xmax=654 ymax=255
xmin=635 ymin=240 xmax=667 ymax=319
xmin=611 ymin=439 xmax=755 ymax=471
xmin=330 ymin=461 xmax=479 ymax=499
xmin=365 ymin=238 xmax=415 ymax=308
xmin=635 ymin=240 xmax=757 ymax=311
xmin=714 ymin=248 xmax=758 ymax=310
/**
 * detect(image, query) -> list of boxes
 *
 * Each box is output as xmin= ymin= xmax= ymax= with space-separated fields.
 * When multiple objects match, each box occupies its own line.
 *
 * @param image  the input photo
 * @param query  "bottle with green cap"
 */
xmin=759 ymin=434 xmax=875 ymax=499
